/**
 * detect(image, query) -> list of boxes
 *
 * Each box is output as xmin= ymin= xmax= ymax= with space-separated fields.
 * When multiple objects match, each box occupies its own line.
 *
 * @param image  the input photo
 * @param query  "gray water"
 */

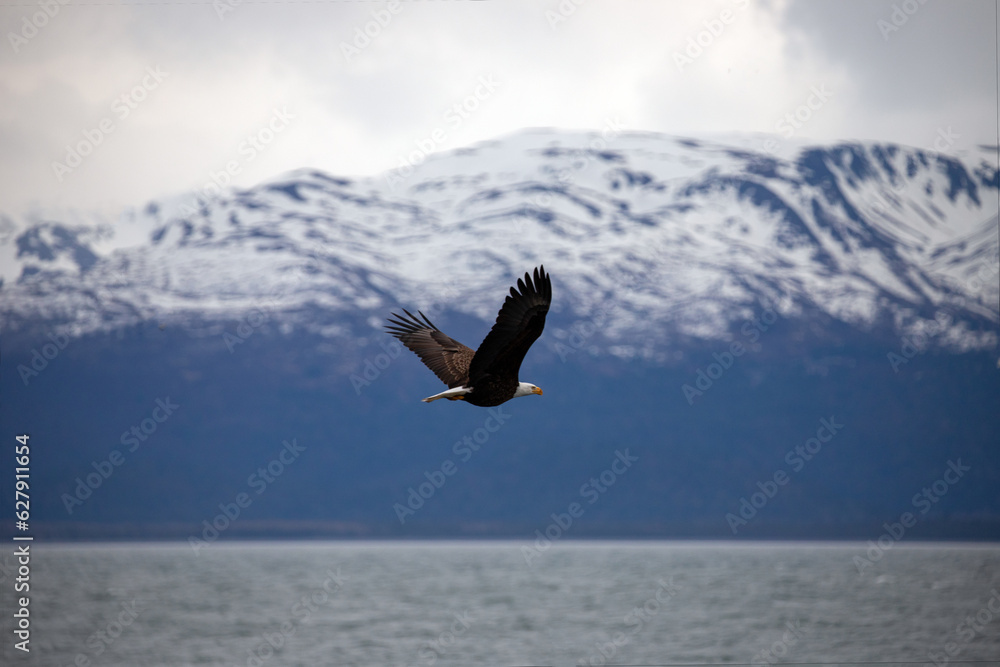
xmin=3 ymin=541 xmax=999 ymax=666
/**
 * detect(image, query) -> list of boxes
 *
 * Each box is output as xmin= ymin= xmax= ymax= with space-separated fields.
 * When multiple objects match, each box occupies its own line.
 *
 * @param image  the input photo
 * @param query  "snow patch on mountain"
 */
xmin=1 ymin=129 xmax=997 ymax=353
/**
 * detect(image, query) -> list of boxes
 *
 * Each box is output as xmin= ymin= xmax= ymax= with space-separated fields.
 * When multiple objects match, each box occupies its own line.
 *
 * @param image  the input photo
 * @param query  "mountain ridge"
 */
xmin=3 ymin=130 xmax=997 ymax=362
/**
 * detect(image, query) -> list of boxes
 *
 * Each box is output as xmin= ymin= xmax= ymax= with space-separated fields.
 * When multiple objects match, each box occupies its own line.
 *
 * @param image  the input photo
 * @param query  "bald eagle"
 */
xmin=386 ymin=266 xmax=551 ymax=407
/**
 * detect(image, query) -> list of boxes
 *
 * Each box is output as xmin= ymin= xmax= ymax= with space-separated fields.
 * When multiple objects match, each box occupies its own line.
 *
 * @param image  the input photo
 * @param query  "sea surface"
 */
xmin=3 ymin=541 xmax=1000 ymax=666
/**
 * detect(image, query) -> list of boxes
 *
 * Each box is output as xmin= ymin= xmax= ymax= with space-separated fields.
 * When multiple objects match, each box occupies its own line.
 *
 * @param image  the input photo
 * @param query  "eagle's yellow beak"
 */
xmin=532 ymin=386 xmax=543 ymax=396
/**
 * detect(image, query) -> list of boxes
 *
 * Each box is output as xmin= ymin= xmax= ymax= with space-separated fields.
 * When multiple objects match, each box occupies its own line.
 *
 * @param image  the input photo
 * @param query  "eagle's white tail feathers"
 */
xmin=422 ymin=386 xmax=473 ymax=403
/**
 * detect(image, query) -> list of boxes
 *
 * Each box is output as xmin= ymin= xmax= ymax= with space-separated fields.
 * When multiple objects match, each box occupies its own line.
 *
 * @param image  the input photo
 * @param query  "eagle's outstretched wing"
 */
xmin=385 ymin=309 xmax=476 ymax=388
xmin=468 ymin=265 xmax=551 ymax=384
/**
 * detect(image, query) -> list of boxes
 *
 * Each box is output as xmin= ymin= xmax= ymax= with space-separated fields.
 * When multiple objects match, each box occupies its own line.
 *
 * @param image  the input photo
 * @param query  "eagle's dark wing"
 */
xmin=385 ymin=309 xmax=476 ymax=388
xmin=468 ymin=266 xmax=551 ymax=384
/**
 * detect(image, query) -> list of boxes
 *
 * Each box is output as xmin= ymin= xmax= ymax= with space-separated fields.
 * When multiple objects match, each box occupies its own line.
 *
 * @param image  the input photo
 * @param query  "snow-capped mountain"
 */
xmin=5 ymin=130 xmax=1000 ymax=541
xmin=2 ymin=128 xmax=998 ymax=353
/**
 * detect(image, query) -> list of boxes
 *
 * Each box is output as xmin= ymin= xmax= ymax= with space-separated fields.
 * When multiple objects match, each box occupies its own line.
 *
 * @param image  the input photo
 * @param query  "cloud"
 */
xmin=779 ymin=0 xmax=998 ymax=145
xmin=0 ymin=0 xmax=994 ymax=215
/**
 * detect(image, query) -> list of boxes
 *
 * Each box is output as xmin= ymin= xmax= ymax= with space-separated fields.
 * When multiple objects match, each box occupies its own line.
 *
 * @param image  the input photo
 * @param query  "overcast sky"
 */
xmin=0 ymin=0 xmax=997 ymax=217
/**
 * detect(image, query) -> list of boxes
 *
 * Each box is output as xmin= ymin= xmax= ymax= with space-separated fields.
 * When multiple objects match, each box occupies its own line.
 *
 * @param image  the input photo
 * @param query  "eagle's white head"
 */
xmin=514 ymin=382 xmax=544 ymax=398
